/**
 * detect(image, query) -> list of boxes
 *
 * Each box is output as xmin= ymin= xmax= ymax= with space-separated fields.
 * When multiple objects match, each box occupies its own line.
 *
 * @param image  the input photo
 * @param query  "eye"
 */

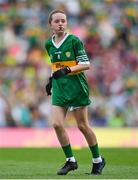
xmin=54 ymin=20 xmax=59 ymax=23
xmin=61 ymin=19 xmax=65 ymax=23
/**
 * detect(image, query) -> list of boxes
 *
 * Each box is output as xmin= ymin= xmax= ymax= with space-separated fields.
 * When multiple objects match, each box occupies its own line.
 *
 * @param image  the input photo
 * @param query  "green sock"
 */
xmin=89 ymin=144 xmax=100 ymax=158
xmin=62 ymin=144 xmax=73 ymax=158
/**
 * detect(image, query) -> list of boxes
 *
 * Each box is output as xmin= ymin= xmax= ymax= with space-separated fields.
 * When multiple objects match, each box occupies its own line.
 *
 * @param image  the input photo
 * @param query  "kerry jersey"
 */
xmin=45 ymin=33 xmax=91 ymax=107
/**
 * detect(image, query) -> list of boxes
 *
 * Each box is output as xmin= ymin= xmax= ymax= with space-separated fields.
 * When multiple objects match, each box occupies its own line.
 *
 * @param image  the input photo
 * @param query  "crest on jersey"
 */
xmin=65 ymin=52 xmax=71 ymax=58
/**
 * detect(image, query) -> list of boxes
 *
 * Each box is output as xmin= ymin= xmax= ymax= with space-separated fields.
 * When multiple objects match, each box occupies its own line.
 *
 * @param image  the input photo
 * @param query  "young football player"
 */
xmin=45 ymin=9 xmax=105 ymax=175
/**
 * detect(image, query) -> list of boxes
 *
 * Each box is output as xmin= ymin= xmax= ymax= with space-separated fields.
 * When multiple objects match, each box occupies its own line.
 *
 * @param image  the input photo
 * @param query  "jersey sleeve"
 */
xmin=73 ymin=37 xmax=90 ymax=65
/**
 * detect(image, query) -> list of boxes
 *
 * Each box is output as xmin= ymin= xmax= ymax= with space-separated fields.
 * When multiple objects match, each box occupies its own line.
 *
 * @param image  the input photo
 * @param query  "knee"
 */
xmin=78 ymin=123 xmax=88 ymax=132
xmin=53 ymin=122 xmax=63 ymax=130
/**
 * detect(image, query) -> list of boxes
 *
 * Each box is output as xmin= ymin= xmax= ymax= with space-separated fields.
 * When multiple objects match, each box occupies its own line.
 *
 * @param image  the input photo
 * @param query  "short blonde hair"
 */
xmin=48 ymin=10 xmax=66 ymax=24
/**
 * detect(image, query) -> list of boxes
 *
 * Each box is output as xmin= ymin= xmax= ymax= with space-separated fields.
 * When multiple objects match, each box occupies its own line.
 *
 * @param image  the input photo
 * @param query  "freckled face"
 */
xmin=50 ymin=13 xmax=67 ymax=35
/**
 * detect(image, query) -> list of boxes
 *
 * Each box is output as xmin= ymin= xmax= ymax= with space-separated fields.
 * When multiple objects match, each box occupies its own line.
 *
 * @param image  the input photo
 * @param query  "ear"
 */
xmin=48 ymin=23 xmax=53 ymax=30
xmin=49 ymin=22 xmax=52 ymax=27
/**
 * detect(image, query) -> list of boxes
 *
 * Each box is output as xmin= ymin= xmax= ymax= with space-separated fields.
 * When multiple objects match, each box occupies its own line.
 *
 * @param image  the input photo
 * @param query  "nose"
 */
xmin=59 ymin=20 xmax=63 ymax=25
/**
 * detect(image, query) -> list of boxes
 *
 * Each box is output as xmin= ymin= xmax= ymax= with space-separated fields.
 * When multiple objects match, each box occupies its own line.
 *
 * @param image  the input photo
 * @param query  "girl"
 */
xmin=45 ymin=9 xmax=105 ymax=175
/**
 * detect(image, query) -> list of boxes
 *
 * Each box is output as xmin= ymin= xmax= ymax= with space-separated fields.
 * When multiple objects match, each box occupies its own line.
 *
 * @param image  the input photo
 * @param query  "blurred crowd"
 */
xmin=0 ymin=0 xmax=138 ymax=128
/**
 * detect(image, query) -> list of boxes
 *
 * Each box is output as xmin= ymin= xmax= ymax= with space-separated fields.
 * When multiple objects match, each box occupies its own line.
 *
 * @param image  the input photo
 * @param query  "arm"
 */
xmin=70 ymin=63 xmax=90 ymax=72
xmin=45 ymin=77 xmax=52 ymax=96
xmin=52 ymin=63 xmax=90 ymax=79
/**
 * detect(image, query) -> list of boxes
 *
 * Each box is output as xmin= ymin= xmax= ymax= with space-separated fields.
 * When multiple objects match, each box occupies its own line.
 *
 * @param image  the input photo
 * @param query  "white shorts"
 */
xmin=69 ymin=106 xmax=82 ymax=111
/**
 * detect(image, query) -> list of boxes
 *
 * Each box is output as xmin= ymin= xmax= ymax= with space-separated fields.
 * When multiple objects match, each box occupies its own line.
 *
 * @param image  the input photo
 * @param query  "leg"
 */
xmin=73 ymin=106 xmax=97 ymax=146
xmin=73 ymin=106 xmax=105 ymax=175
xmin=52 ymin=105 xmax=69 ymax=146
xmin=52 ymin=105 xmax=78 ymax=175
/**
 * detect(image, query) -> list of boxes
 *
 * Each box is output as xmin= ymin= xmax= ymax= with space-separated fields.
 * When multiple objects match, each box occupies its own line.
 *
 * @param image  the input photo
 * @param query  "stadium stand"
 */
xmin=0 ymin=0 xmax=138 ymax=127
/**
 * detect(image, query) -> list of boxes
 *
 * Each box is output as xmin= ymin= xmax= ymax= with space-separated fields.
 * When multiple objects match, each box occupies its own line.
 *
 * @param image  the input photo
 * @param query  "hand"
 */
xmin=52 ymin=66 xmax=71 ymax=79
xmin=45 ymin=77 xmax=52 ymax=96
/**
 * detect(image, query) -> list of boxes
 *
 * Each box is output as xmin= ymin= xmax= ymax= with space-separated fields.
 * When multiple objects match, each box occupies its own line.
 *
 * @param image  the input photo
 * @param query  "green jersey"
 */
xmin=45 ymin=33 xmax=91 ymax=108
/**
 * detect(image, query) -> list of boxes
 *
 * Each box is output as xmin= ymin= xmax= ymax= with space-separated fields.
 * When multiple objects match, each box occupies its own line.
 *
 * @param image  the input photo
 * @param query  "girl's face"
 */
xmin=50 ymin=13 xmax=67 ymax=35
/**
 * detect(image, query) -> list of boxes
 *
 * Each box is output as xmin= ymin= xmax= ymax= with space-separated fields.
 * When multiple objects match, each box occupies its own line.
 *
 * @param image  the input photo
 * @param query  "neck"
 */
xmin=55 ymin=32 xmax=66 ymax=39
xmin=54 ymin=32 xmax=67 ymax=44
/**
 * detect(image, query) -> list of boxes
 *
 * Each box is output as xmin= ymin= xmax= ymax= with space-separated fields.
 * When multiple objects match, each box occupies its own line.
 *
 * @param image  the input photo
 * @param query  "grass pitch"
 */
xmin=0 ymin=148 xmax=138 ymax=179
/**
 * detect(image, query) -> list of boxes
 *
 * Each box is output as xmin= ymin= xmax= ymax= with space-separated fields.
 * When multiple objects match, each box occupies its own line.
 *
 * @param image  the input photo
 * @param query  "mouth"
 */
xmin=58 ymin=27 xmax=64 ymax=31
